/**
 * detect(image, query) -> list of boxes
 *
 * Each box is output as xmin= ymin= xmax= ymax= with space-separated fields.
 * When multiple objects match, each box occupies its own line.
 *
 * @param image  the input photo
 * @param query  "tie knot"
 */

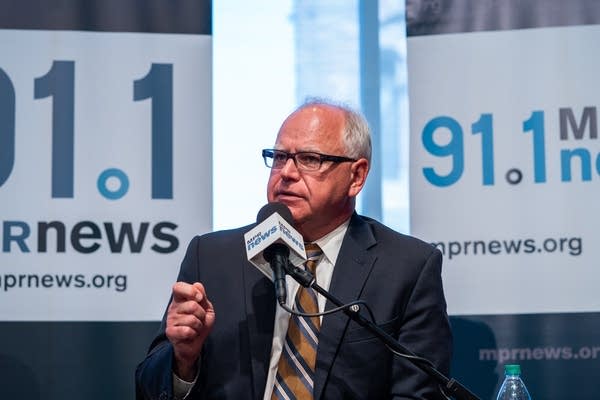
xmin=304 ymin=243 xmax=322 ymax=274
xmin=304 ymin=242 xmax=322 ymax=259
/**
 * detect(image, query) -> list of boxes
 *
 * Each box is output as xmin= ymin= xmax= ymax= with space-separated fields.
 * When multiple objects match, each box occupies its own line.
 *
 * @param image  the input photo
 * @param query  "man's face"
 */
xmin=266 ymin=104 xmax=367 ymax=241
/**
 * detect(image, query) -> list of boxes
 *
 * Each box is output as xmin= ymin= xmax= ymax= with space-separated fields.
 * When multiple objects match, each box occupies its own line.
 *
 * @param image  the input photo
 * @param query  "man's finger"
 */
xmin=172 ymin=282 xmax=201 ymax=302
xmin=191 ymin=282 xmax=207 ymax=303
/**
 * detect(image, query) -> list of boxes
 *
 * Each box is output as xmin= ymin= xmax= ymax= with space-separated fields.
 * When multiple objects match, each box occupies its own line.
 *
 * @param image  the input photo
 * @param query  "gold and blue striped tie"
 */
xmin=272 ymin=243 xmax=323 ymax=400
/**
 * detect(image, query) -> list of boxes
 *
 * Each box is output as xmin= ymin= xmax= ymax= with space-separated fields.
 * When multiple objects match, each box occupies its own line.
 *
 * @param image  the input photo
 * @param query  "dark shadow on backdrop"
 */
xmin=0 ymin=354 xmax=41 ymax=399
xmin=0 ymin=321 xmax=159 ymax=399
xmin=450 ymin=316 xmax=499 ymax=400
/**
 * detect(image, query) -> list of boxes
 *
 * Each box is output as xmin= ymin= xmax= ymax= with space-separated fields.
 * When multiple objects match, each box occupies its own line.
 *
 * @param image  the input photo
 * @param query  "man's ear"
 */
xmin=348 ymin=158 xmax=369 ymax=197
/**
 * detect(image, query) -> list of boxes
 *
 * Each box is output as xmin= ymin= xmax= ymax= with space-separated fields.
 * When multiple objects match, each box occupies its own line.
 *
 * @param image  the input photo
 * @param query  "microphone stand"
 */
xmin=284 ymin=262 xmax=481 ymax=400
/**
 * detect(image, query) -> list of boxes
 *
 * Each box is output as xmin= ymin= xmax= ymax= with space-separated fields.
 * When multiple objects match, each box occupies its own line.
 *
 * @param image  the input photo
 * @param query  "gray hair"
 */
xmin=299 ymin=98 xmax=372 ymax=162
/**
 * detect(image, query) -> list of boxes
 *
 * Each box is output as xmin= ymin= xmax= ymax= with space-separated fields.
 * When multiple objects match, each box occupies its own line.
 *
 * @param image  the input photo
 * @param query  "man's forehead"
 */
xmin=274 ymin=128 xmax=342 ymax=150
xmin=280 ymin=108 xmax=344 ymax=135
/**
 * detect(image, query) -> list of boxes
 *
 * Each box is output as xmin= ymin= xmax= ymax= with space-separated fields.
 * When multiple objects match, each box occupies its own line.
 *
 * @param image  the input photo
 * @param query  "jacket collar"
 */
xmin=313 ymin=213 xmax=377 ymax=399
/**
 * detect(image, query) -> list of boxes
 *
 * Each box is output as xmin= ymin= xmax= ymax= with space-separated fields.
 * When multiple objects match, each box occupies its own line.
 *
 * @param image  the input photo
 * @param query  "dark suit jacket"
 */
xmin=136 ymin=213 xmax=452 ymax=399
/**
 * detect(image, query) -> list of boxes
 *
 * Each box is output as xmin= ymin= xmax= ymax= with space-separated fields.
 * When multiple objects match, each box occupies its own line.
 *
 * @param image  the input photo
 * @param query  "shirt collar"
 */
xmin=310 ymin=218 xmax=350 ymax=267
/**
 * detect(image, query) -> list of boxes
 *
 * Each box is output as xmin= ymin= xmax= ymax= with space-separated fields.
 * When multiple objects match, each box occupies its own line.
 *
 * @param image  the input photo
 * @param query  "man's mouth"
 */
xmin=275 ymin=190 xmax=302 ymax=201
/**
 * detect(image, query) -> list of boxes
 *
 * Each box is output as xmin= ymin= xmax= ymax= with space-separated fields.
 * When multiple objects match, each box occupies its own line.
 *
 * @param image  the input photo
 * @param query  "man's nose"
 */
xmin=279 ymin=157 xmax=300 ymax=178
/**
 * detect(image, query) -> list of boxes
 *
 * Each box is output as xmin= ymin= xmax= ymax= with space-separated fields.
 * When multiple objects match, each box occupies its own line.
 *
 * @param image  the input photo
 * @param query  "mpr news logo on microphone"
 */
xmin=245 ymin=213 xmax=307 ymax=280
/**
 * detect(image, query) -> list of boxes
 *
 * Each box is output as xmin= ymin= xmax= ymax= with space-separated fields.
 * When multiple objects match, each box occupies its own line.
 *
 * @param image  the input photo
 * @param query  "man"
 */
xmin=136 ymin=99 xmax=452 ymax=399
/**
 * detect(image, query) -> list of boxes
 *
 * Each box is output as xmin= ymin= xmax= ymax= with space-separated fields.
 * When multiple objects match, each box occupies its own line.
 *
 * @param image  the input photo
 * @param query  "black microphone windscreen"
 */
xmin=256 ymin=202 xmax=293 ymax=225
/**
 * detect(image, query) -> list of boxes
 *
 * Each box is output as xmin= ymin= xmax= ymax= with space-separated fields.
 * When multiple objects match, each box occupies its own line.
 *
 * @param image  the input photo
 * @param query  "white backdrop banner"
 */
xmin=0 ymin=29 xmax=212 ymax=321
xmin=408 ymin=23 xmax=599 ymax=316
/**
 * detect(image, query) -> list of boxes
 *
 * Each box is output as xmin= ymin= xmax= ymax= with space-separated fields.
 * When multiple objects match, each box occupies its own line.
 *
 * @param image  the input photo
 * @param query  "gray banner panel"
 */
xmin=407 ymin=0 xmax=600 ymax=36
xmin=0 ymin=0 xmax=211 ymax=34
xmin=450 ymin=312 xmax=600 ymax=400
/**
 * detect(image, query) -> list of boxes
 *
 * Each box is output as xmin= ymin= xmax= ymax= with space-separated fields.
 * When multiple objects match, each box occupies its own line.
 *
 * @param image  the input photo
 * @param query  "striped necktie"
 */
xmin=272 ymin=243 xmax=323 ymax=400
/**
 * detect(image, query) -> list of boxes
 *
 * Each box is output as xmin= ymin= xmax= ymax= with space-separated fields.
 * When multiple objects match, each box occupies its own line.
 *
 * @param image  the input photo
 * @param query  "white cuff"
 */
xmin=172 ymin=370 xmax=198 ymax=400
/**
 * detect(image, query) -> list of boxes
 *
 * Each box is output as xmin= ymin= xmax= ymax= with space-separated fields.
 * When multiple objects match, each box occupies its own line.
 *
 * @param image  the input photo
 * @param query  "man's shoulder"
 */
xmin=352 ymin=214 xmax=438 ymax=255
xmin=187 ymin=223 xmax=254 ymax=248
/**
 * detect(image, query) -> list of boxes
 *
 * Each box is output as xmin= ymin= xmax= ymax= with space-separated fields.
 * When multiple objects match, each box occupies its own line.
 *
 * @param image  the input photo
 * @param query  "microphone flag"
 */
xmin=244 ymin=208 xmax=307 ymax=281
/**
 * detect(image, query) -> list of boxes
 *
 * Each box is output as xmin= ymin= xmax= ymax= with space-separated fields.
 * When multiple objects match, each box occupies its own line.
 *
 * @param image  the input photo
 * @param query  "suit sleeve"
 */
xmin=135 ymin=236 xmax=202 ymax=400
xmin=391 ymin=247 xmax=452 ymax=400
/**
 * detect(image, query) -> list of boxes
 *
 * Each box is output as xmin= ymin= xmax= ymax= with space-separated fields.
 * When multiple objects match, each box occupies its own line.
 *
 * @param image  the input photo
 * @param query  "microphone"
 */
xmin=244 ymin=203 xmax=307 ymax=304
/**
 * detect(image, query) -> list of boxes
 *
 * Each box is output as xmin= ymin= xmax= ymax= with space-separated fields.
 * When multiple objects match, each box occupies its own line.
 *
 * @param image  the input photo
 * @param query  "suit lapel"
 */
xmin=242 ymin=256 xmax=277 ymax=400
xmin=313 ymin=214 xmax=377 ymax=400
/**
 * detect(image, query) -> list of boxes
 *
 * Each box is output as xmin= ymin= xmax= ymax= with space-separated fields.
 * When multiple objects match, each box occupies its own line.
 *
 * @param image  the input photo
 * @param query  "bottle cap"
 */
xmin=504 ymin=364 xmax=521 ymax=375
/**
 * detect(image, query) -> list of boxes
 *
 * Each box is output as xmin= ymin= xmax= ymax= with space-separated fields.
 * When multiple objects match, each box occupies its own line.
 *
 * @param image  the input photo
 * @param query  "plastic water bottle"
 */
xmin=496 ymin=364 xmax=532 ymax=400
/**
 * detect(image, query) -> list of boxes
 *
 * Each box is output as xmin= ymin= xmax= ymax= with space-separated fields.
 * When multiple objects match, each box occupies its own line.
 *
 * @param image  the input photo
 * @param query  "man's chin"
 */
xmin=275 ymin=201 xmax=306 ymax=222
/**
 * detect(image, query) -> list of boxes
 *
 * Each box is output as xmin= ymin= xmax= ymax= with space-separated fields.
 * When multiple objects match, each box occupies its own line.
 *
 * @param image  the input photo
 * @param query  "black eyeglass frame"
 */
xmin=262 ymin=148 xmax=357 ymax=171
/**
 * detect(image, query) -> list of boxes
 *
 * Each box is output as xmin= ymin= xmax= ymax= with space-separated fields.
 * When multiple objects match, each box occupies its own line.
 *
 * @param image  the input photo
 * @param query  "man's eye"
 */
xmin=299 ymin=154 xmax=321 ymax=165
xmin=273 ymin=153 xmax=288 ymax=162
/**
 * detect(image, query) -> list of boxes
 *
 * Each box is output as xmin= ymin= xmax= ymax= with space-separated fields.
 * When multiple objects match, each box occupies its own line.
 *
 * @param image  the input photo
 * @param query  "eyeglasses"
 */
xmin=262 ymin=149 xmax=357 ymax=171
